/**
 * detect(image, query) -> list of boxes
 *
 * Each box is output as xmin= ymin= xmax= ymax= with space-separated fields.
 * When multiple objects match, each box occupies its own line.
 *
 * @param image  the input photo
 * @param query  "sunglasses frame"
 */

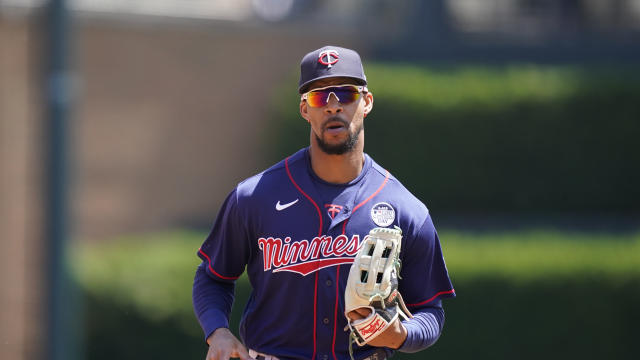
xmin=301 ymin=84 xmax=368 ymax=108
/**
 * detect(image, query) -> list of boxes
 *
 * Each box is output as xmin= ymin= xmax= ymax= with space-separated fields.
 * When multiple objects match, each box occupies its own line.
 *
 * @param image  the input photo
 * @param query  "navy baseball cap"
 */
xmin=298 ymin=46 xmax=367 ymax=94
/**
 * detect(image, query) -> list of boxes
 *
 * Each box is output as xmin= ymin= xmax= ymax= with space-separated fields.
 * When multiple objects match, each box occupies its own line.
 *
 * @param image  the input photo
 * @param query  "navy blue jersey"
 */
xmin=197 ymin=147 xmax=455 ymax=360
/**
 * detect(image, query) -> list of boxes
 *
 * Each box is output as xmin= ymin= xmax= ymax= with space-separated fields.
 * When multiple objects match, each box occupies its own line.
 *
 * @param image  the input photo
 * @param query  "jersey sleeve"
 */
xmin=197 ymin=188 xmax=251 ymax=282
xmin=398 ymin=300 xmax=445 ymax=353
xmin=398 ymin=214 xmax=455 ymax=308
xmin=192 ymin=263 xmax=235 ymax=341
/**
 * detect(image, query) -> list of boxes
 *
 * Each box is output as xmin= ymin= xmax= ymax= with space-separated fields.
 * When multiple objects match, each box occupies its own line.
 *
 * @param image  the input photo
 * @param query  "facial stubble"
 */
xmin=314 ymin=117 xmax=363 ymax=155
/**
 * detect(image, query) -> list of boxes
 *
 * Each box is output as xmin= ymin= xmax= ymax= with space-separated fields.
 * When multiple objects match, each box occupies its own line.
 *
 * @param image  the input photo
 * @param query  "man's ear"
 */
xmin=363 ymin=92 xmax=374 ymax=116
xmin=300 ymin=101 xmax=310 ymax=123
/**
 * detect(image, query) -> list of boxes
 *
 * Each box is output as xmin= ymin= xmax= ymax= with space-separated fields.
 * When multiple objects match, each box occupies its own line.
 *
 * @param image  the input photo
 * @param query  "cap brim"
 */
xmin=298 ymin=75 xmax=367 ymax=94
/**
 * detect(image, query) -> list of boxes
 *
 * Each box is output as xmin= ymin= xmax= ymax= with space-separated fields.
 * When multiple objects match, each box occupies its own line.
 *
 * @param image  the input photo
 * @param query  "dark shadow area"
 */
xmin=83 ymin=292 xmax=206 ymax=360
xmin=81 ymin=274 xmax=639 ymax=360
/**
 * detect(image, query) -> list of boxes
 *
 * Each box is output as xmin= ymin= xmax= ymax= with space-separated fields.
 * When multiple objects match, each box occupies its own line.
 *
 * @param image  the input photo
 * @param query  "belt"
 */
xmin=249 ymin=348 xmax=386 ymax=360
xmin=249 ymin=349 xmax=279 ymax=360
xmin=361 ymin=348 xmax=387 ymax=360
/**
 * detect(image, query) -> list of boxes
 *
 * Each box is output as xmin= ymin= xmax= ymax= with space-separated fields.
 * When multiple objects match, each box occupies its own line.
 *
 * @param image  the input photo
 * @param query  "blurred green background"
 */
xmin=74 ymin=64 xmax=639 ymax=359
xmin=3 ymin=1 xmax=640 ymax=360
xmin=73 ymin=229 xmax=640 ymax=359
xmin=271 ymin=64 xmax=640 ymax=215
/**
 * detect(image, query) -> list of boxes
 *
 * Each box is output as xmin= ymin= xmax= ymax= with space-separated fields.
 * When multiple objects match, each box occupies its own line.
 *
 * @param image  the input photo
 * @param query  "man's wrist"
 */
xmin=389 ymin=321 xmax=408 ymax=349
xmin=207 ymin=327 xmax=229 ymax=345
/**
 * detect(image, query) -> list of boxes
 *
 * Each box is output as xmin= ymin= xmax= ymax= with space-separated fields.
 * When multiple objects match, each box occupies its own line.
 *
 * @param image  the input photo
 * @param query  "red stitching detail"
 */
xmin=198 ymin=248 xmax=240 ymax=280
xmin=285 ymin=156 xmax=324 ymax=359
xmin=406 ymin=289 xmax=456 ymax=307
xmin=313 ymin=271 xmax=318 ymax=360
xmin=285 ymin=156 xmax=323 ymax=237
xmin=341 ymin=170 xmax=390 ymax=234
xmin=331 ymin=265 xmax=340 ymax=360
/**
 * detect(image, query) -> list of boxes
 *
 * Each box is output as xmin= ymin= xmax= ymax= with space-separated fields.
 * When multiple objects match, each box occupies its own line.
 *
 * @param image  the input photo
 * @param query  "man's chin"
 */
xmin=316 ymin=137 xmax=358 ymax=155
xmin=322 ymin=136 xmax=348 ymax=148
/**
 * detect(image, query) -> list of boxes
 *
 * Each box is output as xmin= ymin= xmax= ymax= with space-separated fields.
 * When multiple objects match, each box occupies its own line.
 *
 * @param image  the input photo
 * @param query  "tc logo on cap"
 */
xmin=318 ymin=49 xmax=339 ymax=68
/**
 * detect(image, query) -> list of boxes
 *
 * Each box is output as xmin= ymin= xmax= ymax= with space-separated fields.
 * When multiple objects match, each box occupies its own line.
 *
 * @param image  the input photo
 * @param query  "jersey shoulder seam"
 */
xmin=236 ymin=157 xmax=288 ymax=189
xmin=235 ymin=149 xmax=308 ymax=196
xmin=370 ymin=161 xmax=400 ymax=185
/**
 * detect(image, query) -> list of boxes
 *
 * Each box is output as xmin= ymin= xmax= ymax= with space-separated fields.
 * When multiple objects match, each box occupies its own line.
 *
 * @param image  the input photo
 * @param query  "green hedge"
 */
xmin=267 ymin=65 xmax=640 ymax=214
xmin=72 ymin=231 xmax=205 ymax=359
xmin=72 ymin=230 xmax=640 ymax=360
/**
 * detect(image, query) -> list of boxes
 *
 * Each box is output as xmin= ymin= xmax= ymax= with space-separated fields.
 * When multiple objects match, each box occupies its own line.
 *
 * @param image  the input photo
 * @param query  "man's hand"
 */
xmin=205 ymin=328 xmax=251 ymax=360
xmin=347 ymin=308 xmax=408 ymax=349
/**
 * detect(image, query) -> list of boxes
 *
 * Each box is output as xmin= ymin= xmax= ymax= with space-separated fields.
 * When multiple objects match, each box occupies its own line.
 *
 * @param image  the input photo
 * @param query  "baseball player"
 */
xmin=192 ymin=46 xmax=455 ymax=360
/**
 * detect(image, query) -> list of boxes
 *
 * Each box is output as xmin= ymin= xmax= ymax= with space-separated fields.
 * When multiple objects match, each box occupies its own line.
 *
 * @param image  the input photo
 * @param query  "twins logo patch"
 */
xmin=370 ymin=202 xmax=395 ymax=227
xmin=325 ymin=204 xmax=343 ymax=220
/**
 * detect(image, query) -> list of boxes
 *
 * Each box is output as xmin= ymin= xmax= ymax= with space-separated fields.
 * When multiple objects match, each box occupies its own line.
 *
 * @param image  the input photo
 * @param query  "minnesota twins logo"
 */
xmin=325 ymin=204 xmax=343 ymax=220
xmin=318 ymin=49 xmax=339 ymax=68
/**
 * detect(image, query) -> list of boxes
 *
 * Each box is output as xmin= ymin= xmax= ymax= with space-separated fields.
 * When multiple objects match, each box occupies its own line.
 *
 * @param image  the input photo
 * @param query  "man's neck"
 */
xmin=308 ymin=145 xmax=365 ymax=184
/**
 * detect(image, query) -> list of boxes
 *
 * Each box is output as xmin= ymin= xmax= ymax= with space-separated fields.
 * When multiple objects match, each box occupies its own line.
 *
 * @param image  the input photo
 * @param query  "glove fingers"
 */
xmin=361 ymin=236 xmax=397 ymax=294
xmin=347 ymin=307 xmax=372 ymax=321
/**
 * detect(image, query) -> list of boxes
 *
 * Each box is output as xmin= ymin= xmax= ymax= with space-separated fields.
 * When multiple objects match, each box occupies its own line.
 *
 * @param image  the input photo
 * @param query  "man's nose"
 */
xmin=324 ymin=92 xmax=343 ymax=113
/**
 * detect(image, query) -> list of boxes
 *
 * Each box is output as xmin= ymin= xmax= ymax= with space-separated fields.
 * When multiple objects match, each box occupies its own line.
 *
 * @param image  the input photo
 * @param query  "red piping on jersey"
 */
xmin=333 ymin=170 xmax=390 ymax=358
xmin=406 ymin=289 xmax=456 ymax=307
xmin=285 ymin=156 xmax=323 ymax=360
xmin=285 ymin=156 xmax=323 ymax=237
xmin=313 ymin=271 xmax=319 ymax=360
xmin=341 ymin=170 xmax=390 ymax=234
xmin=331 ymin=265 xmax=340 ymax=360
xmin=198 ymin=248 xmax=240 ymax=280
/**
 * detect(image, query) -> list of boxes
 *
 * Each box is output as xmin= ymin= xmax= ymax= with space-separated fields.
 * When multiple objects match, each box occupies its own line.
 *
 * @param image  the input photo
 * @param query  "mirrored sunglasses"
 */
xmin=301 ymin=85 xmax=367 ymax=108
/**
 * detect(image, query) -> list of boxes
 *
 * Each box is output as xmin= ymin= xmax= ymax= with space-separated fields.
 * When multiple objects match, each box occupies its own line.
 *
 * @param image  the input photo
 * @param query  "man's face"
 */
xmin=300 ymin=77 xmax=373 ymax=155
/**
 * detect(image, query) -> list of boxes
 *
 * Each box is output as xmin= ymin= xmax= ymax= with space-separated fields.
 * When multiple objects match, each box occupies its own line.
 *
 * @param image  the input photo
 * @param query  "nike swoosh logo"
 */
xmin=276 ymin=199 xmax=299 ymax=211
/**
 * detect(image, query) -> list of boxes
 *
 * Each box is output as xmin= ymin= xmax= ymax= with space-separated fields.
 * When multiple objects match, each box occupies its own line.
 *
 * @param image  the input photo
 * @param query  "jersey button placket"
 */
xmin=316 ymin=266 xmax=336 ymax=355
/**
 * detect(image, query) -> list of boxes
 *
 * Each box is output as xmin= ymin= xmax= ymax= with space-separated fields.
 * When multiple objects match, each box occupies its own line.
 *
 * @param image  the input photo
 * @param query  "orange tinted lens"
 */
xmin=306 ymin=91 xmax=329 ymax=107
